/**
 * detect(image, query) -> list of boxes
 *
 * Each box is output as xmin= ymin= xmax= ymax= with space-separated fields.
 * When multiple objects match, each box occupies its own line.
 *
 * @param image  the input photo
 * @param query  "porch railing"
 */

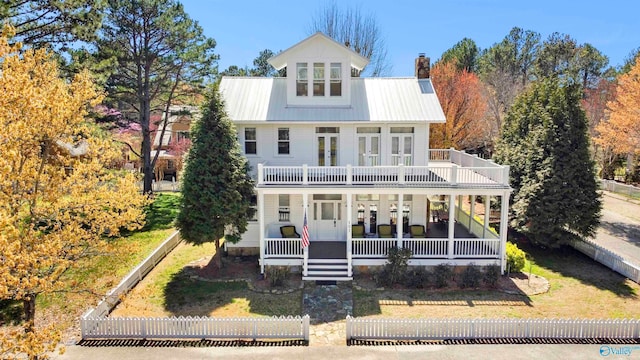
xmin=453 ymin=239 xmax=500 ymax=258
xmin=403 ymin=239 xmax=448 ymax=258
xmin=352 ymin=239 xmax=397 ymax=258
xmin=264 ymin=238 xmax=303 ymax=258
xmin=351 ymin=238 xmax=500 ymax=259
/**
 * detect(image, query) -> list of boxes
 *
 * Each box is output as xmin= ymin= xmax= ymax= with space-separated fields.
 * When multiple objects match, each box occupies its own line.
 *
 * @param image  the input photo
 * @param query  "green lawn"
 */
xmin=112 ymin=241 xmax=302 ymax=318
xmin=354 ymin=242 xmax=640 ymax=319
xmin=1 ymin=193 xmax=180 ymax=326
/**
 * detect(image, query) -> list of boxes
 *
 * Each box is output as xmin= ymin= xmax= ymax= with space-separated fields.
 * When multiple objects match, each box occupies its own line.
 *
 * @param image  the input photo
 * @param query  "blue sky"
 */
xmin=180 ymin=0 xmax=640 ymax=76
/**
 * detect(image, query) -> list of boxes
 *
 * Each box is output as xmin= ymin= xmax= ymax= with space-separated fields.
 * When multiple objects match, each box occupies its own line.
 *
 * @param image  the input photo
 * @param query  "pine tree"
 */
xmin=494 ymin=78 xmax=601 ymax=247
xmin=176 ymin=85 xmax=255 ymax=268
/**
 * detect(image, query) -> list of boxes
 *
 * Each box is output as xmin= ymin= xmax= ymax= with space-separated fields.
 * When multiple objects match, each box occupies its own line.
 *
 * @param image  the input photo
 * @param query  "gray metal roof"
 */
xmin=219 ymin=77 xmax=446 ymax=123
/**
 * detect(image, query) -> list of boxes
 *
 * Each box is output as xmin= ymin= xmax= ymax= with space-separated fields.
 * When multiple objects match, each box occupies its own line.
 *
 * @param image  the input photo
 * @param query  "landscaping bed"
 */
xmin=112 ymin=239 xmax=640 ymax=323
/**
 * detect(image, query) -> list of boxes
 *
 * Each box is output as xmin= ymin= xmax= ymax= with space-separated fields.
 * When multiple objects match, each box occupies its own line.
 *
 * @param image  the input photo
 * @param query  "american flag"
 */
xmin=301 ymin=209 xmax=310 ymax=248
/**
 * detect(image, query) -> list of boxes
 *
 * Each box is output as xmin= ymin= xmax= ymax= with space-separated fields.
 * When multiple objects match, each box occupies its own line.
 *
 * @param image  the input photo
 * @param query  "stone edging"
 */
xmin=190 ymin=275 xmax=304 ymax=295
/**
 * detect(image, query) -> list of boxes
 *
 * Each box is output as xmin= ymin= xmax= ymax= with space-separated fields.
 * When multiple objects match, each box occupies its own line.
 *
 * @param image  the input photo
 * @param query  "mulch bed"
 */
xmin=354 ymin=271 xmax=549 ymax=295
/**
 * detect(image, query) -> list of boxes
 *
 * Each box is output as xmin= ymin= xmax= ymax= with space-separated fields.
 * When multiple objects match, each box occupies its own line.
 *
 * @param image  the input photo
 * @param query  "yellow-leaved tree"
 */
xmin=0 ymin=29 xmax=147 ymax=359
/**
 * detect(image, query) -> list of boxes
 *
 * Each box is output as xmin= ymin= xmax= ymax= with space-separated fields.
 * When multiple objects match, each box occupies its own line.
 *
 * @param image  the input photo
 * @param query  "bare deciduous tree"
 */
xmin=308 ymin=2 xmax=391 ymax=77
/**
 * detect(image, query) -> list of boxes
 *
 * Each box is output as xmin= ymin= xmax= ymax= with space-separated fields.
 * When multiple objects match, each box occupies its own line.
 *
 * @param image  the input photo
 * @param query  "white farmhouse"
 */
xmin=219 ymin=33 xmax=511 ymax=281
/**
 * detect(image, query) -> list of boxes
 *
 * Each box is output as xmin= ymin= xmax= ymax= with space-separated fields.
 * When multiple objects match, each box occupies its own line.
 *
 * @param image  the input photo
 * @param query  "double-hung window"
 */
xmin=277 ymin=128 xmax=290 ymax=155
xmin=244 ymin=127 xmax=257 ymax=155
xmin=313 ymin=63 xmax=325 ymax=96
xmin=330 ymin=63 xmax=342 ymax=96
xmin=296 ymin=63 xmax=308 ymax=96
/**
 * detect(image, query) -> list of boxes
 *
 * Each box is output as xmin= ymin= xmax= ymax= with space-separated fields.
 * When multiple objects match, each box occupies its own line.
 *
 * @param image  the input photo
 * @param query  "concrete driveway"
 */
xmin=592 ymin=192 xmax=640 ymax=267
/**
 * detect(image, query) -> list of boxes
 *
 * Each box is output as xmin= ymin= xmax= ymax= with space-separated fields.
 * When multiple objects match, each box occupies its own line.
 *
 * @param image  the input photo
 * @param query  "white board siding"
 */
xmin=227 ymin=222 xmax=259 ymax=248
xmin=241 ymin=123 xmax=430 ymax=170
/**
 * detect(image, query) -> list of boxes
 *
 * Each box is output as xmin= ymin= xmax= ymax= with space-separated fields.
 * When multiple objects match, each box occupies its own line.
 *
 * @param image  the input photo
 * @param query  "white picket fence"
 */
xmin=81 ymin=315 xmax=310 ymax=341
xmin=571 ymin=238 xmax=640 ymax=284
xmin=346 ymin=317 xmax=640 ymax=341
xmin=83 ymin=231 xmax=182 ymax=318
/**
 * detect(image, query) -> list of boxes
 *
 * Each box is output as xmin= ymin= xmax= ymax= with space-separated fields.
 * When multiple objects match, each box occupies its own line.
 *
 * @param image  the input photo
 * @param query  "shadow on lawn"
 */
xmin=518 ymin=240 xmax=638 ymax=299
xmin=162 ymin=257 xmax=302 ymax=318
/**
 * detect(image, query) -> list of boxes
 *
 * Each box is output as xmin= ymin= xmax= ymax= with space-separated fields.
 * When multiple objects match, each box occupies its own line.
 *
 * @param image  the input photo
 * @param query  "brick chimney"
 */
xmin=415 ymin=53 xmax=430 ymax=79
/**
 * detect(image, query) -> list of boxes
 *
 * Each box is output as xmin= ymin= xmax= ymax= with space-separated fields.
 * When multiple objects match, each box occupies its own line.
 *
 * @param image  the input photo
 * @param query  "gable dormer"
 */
xmin=268 ymin=32 xmax=369 ymax=107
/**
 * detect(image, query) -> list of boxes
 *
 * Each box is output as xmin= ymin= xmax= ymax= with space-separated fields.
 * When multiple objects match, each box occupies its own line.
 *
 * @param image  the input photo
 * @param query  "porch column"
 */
xmin=468 ymin=195 xmax=475 ymax=233
xmin=447 ymin=194 xmax=455 ymax=259
xmin=258 ymin=191 xmax=265 ymax=274
xmin=483 ymin=195 xmax=490 ymax=238
xmin=346 ymin=193 xmax=353 ymax=277
xmin=397 ymin=193 xmax=403 ymax=248
xmin=303 ymin=193 xmax=309 ymax=277
xmin=499 ymin=191 xmax=511 ymax=274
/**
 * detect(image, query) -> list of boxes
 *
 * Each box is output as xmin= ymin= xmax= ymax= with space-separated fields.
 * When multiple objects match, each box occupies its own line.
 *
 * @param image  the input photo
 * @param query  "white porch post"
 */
xmin=397 ymin=193 xmax=403 ymax=248
xmin=303 ymin=193 xmax=309 ymax=277
xmin=483 ymin=195 xmax=490 ymax=238
xmin=257 ymin=164 xmax=264 ymax=185
xmin=499 ymin=191 xmax=511 ymax=274
xmin=346 ymin=194 xmax=353 ymax=277
xmin=448 ymin=194 xmax=455 ymax=259
xmin=258 ymin=191 xmax=265 ymax=274
xmin=468 ymin=195 xmax=475 ymax=231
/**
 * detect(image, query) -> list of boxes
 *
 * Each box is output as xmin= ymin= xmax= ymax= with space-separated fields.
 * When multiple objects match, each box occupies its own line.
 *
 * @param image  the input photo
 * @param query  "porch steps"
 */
xmin=303 ymin=258 xmax=352 ymax=281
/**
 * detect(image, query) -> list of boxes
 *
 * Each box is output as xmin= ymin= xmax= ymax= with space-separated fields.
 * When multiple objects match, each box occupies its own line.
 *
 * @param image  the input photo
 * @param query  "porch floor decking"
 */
xmin=308 ymin=222 xmax=478 ymax=259
xmin=427 ymin=221 xmax=475 ymax=238
xmin=309 ymin=242 xmax=347 ymax=259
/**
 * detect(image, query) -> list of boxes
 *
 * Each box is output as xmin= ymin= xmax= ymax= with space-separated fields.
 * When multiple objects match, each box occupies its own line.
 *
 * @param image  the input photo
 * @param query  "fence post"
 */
xmin=254 ymin=319 xmax=259 ymax=340
xmin=303 ymin=315 xmax=310 ymax=342
xmin=345 ymin=316 xmax=352 ymax=341
xmin=140 ymin=318 xmax=146 ymax=339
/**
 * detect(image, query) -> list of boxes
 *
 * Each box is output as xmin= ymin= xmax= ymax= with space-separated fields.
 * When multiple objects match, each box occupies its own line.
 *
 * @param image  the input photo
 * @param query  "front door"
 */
xmin=391 ymin=135 xmax=413 ymax=166
xmin=313 ymin=199 xmax=343 ymax=240
xmin=318 ymin=135 xmax=338 ymax=166
xmin=358 ymin=134 xmax=380 ymax=166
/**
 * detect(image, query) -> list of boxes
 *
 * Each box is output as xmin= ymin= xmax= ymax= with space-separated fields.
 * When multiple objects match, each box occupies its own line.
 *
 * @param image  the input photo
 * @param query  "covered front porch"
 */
xmin=258 ymin=190 xmax=509 ymax=281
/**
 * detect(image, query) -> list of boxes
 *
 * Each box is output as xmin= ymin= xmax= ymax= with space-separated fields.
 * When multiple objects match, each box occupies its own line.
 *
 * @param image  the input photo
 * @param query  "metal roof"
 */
xmin=218 ymin=77 xmax=446 ymax=123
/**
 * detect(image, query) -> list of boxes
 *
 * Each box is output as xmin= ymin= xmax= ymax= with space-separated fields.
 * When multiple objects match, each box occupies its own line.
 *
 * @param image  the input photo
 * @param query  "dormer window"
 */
xmin=313 ymin=63 xmax=325 ymax=96
xmin=330 ymin=63 xmax=342 ymax=96
xmin=296 ymin=63 xmax=308 ymax=96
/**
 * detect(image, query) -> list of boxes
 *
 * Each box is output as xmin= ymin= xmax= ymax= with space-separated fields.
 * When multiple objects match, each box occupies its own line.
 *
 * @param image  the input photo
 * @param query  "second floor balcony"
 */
xmin=257 ymin=149 xmax=510 ymax=189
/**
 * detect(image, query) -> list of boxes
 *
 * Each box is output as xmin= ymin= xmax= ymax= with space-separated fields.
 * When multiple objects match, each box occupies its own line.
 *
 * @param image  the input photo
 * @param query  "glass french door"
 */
xmin=318 ymin=135 xmax=338 ymax=166
xmin=358 ymin=134 xmax=380 ymax=166
xmin=391 ymin=135 xmax=413 ymax=166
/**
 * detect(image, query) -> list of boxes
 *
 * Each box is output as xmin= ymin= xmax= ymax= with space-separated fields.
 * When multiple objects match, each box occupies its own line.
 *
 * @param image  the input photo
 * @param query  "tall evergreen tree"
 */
xmin=494 ymin=78 xmax=601 ymax=247
xmin=176 ymin=85 xmax=255 ymax=268
xmin=99 ymin=0 xmax=217 ymax=194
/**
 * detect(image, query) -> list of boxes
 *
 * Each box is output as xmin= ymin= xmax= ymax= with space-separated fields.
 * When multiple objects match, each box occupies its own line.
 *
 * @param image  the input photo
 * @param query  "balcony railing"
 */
xmin=257 ymin=149 xmax=509 ymax=187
